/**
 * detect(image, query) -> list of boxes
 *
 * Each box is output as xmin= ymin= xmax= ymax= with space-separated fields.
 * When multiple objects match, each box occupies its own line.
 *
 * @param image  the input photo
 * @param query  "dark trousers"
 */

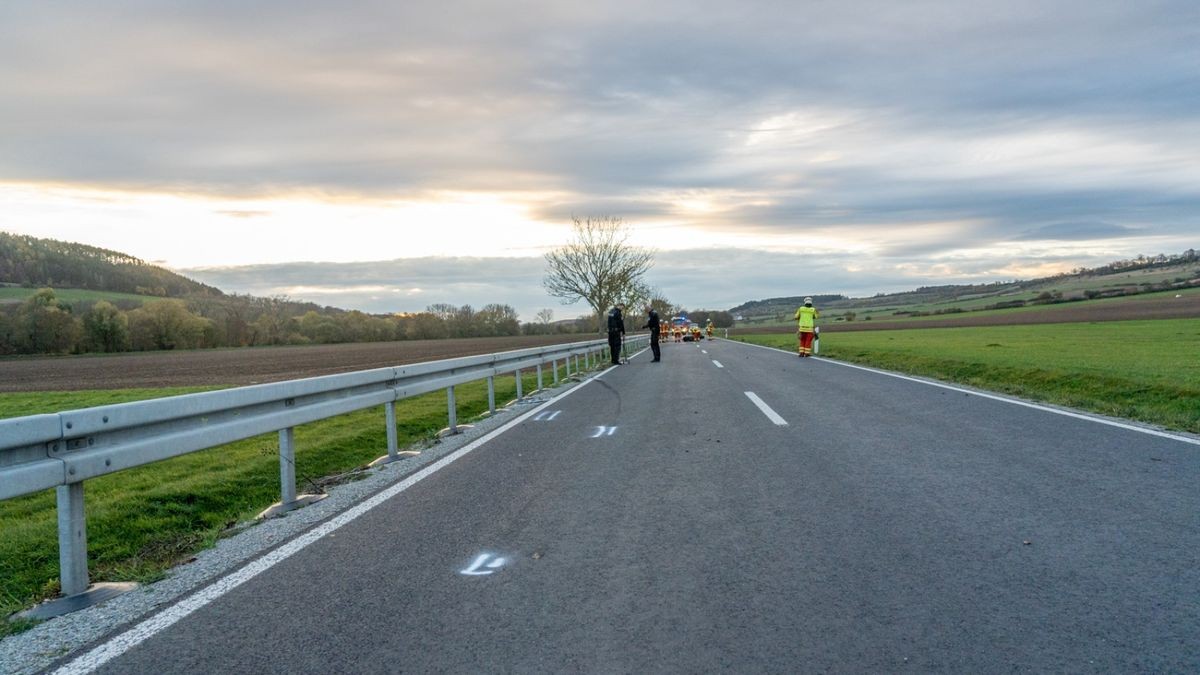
xmin=608 ymin=331 xmax=622 ymax=363
xmin=650 ymin=330 xmax=661 ymax=360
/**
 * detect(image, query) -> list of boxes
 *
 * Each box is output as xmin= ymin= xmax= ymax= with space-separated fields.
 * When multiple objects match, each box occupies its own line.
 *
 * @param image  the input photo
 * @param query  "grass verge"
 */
xmin=733 ymin=319 xmax=1200 ymax=434
xmin=0 ymin=364 xmax=581 ymax=633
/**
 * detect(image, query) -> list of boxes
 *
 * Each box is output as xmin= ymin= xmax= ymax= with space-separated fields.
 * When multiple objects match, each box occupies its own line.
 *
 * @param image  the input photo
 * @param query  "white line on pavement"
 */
xmin=51 ymin=367 xmax=615 ymax=675
xmin=745 ymin=392 xmax=788 ymax=426
xmin=712 ymin=360 xmax=724 ymax=368
xmin=729 ymin=339 xmax=1200 ymax=447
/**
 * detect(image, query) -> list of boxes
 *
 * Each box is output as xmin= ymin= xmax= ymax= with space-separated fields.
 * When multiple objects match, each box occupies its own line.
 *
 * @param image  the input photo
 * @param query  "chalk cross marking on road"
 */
xmin=744 ymin=392 xmax=788 ymax=426
xmin=701 ymin=350 xmax=708 ymax=354
xmin=591 ymin=426 xmax=618 ymax=438
xmin=533 ymin=410 xmax=563 ymax=421
xmin=712 ymin=360 xmax=724 ymax=368
xmin=461 ymin=553 xmax=507 ymax=576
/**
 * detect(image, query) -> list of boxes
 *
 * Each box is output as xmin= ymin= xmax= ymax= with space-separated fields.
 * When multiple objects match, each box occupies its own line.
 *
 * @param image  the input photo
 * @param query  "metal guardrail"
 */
xmin=1 ymin=335 xmax=646 ymax=618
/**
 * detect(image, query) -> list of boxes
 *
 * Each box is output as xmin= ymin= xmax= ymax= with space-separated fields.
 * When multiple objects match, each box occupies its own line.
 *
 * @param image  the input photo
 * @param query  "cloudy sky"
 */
xmin=2 ymin=1 xmax=1196 ymax=319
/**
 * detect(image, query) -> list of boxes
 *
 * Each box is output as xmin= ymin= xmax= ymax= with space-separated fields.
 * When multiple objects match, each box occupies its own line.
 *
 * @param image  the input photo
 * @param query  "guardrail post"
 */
xmin=57 ymin=483 xmax=89 ymax=596
xmin=515 ymin=369 xmax=523 ymax=399
xmin=370 ymin=401 xmax=419 ymax=467
xmin=552 ymin=359 xmax=559 ymax=384
xmin=487 ymin=375 xmax=496 ymax=414
xmin=280 ymin=427 xmax=298 ymax=506
xmin=575 ymin=354 xmax=581 ymax=372
xmin=536 ymin=363 xmax=543 ymax=391
xmin=386 ymin=401 xmax=398 ymax=457
xmin=13 ymin=482 xmax=138 ymax=621
xmin=259 ymin=427 xmax=326 ymax=518
xmin=438 ymin=385 xmax=473 ymax=437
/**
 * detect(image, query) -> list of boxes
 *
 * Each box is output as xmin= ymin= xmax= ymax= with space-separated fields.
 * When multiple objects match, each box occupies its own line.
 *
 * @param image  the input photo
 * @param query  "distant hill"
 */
xmin=730 ymin=249 xmax=1200 ymax=323
xmin=0 ymin=232 xmax=560 ymax=356
xmin=0 ymin=231 xmax=221 ymax=298
xmin=729 ymin=295 xmax=848 ymax=317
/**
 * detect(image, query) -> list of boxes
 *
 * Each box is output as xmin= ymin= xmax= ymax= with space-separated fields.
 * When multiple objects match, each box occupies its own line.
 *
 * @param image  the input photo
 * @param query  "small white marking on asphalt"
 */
xmin=712 ymin=360 xmax=724 ymax=368
xmin=51 ymin=361 xmax=618 ymax=675
xmin=701 ymin=350 xmax=708 ymax=354
xmin=533 ymin=410 xmax=563 ymax=421
xmin=590 ymin=426 xmax=618 ymax=438
xmin=729 ymin=339 xmax=1200 ymax=446
xmin=745 ymin=392 xmax=788 ymax=426
xmin=461 ymin=553 xmax=507 ymax=576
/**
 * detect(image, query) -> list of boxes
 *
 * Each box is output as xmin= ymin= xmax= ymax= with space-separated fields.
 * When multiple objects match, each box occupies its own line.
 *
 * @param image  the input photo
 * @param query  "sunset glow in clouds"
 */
xmin=2 ymin=1 xmax=1196 ymax=318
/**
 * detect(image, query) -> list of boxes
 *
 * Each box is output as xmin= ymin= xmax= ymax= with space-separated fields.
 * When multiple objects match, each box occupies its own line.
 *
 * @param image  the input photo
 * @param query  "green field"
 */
xmin=737 ymin=285 xmax=1200 ymax=327
xmin=869 ymin=285 xmax=1200 ymax=324
xmin=0 ymin=286 xmax=157 ymax=307
xmin=0 ymin=366 xmax=574 ymax=631
xmin=733 ymin=261 xmax=1200 ymax=327
xmin=733 ymin=319 xmax=1200 ymax=434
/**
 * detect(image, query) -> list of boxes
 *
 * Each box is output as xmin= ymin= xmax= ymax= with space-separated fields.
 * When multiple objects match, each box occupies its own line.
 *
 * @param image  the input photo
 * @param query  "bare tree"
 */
xmin=543 ymin=216 xmax=654 ymax=331
xmin=648 ymin=291 xmax=674 ymax=320
xmin=616 ymin=281 xmax=653 ymax=316
xmin=536 ymin=308 xmax=554 ymax=325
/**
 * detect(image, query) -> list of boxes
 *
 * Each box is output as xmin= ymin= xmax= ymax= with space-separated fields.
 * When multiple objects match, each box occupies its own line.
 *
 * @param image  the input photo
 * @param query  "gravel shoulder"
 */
xmin=0 ymin=373 xmax=596 ymax=675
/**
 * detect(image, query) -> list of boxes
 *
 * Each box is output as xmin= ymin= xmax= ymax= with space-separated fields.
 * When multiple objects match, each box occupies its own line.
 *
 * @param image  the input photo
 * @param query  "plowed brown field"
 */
xmin=0 ymin=334 xmax=602 ymax=392
xmin=732 ymin=293 xmax=1200 ymax=335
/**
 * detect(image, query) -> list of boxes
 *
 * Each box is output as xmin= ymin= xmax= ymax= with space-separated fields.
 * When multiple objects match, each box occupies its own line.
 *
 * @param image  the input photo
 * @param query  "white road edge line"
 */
xmin=712 ymin=360 xmax=724 ymax=368
xmin=52 ymin=366 xmax=617 ymax=675
xmin=729 ymin=339 xmax=1200 ymax=447
xmin=745 ymin=391 xmax=788 ymax=426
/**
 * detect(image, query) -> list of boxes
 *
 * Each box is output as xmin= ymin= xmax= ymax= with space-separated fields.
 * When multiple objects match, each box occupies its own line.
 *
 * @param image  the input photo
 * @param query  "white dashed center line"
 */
xmin=744 ymin=392 xmax=788 ymax=426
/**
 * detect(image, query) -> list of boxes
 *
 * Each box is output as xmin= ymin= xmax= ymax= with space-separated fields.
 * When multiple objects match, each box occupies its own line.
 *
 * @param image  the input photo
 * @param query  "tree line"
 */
xmin=1068 ymin=249 xmax=1198 ymax=276
xmin=2 ymin=219 xmax=737 ymax=356
xmin=0 ymin=286 xmax=728 ymax=356
xmin=0 ymin=289 xmax=591 ymax=356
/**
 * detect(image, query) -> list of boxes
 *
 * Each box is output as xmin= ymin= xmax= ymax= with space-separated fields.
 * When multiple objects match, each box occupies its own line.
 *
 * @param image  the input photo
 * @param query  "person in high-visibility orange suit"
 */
xmin=690 ymin=325 xmax=701 ymax=341
xmin=705 ymin=320 xmax=714 ymax=338
xmin=795 ymin=297 xmax=819 ymax=357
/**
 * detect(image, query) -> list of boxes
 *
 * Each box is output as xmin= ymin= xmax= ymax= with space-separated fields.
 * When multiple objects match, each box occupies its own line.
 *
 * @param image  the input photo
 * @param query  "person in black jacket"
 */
xmin=642 ymin=305 xmax=661 ymax=362
xmin=606 ymin=304 xmax=625 ymax=364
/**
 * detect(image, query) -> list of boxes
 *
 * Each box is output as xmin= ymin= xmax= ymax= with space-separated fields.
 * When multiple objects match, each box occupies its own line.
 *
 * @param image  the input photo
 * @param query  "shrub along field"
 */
xmin=0 ymin=366 xmax=574 ymax=632
xmin=732 ymin=319 xmax=1200 ymax=434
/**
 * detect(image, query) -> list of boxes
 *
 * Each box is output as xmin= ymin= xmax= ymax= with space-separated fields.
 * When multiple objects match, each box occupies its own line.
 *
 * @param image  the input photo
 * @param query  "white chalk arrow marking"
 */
xmin=461 ymin=553 xmax=508 ymax=576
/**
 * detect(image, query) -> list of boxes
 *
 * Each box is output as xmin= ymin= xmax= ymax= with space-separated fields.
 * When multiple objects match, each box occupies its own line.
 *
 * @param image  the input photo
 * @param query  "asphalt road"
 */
xmin=56 ymin=338 xmax=1200 ymax=673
